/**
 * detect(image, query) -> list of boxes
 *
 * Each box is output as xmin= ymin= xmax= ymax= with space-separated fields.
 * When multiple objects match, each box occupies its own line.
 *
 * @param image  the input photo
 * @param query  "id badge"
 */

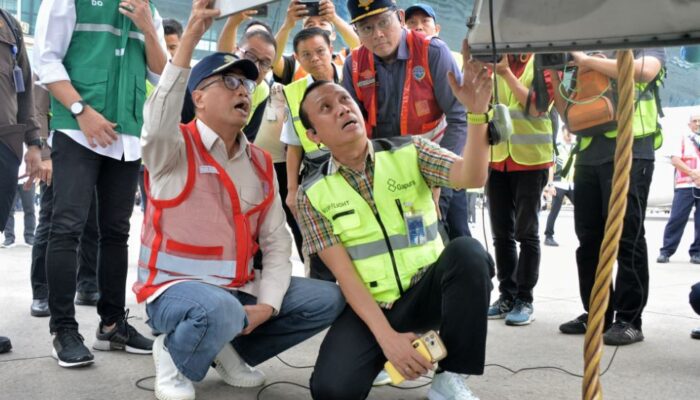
xmin=265 ymin=105 xmax=277 ymax=122
xmin=13 ymin=65 xmax=25 ymax=93
xmin=405 ymin=213 xmax=427 ymax=247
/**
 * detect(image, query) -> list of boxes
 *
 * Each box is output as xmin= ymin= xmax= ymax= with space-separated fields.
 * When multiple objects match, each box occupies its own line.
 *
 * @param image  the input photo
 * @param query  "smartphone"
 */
xmin=384 ymin=330 xmax=447 ymax=385
xmin=299 ymin=0 xmax=320 ymax=16
xmin=249 ymin=4 xmax=268 ymax=17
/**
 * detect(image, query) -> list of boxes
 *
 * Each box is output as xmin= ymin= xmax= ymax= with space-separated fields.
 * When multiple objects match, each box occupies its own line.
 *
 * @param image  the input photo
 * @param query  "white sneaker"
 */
xmin=153 ymin=335 xmax=195 ymax=400
xmin=372 ymin=369 xmax=392 ymax=386
xmin=428 ymin=372 xmax=479 ymax=400
xmin=213 ymin=343 xmax=265 ymax=387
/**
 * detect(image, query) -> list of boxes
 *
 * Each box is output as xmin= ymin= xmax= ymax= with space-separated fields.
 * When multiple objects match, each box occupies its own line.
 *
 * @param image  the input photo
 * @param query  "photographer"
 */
xmin=273 ymin=0 xmax=359 ymax=85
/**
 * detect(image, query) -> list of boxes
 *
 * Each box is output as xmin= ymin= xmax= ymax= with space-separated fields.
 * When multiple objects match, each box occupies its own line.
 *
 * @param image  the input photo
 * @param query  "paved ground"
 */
xmin=0 ymin=207 xmax=698 ymax=400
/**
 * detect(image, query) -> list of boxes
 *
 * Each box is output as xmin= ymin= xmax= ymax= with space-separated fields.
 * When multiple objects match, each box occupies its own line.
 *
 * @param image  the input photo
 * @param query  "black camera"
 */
xmin=536 ymin=53 xmax=572 ymax=69
xmin=299 ymin=0 xmax=320 ymax=16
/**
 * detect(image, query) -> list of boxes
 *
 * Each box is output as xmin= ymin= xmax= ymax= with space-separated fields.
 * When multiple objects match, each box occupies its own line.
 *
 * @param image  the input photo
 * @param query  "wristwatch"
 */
xmin=467 ymin=108 xmax=494 ymax=125
xmin=70 ymin=100 xmax=87 ymax=118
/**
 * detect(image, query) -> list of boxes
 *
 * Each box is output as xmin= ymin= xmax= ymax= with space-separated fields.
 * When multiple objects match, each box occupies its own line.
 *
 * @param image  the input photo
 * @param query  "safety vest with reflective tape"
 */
xmin=50 ymin=0 xmax=155 ymax=137
xmin=282 ymin=75 xmax=330 ymax=162
xmin=133 ymin=120 xmax=275 ymax=303
xmin=491 ymin=56 xmax=554 ymax=165
xmin=578 ymin=77 xmax=664 ymax=152
xmin=303 ymin=137 xmax=444 ymax=303
xmin=351 ymin=30 xmax=446 ymax=141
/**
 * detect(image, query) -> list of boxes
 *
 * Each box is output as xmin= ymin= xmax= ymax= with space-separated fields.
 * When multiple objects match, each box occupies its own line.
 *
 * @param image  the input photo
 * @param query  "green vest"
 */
xmin=248 ymin=82 xmax=269 ymax=125
xmin=283 ymin=76 xmax=329 ymax=161
xmin=50 ymin=0 xmax=154 ymax=137
xmin=579 ymin=76 xmax=664 ymax=151
xmin=491 ymin=57 xmax=554 ymax=165
xmin=303 ymin=138 xmax=444 ymax=303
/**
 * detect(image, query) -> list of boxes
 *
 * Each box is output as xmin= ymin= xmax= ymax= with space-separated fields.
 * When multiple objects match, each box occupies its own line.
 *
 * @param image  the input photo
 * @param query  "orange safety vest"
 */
xmin=291 ymin=48 xmax=348 ymax=83
xmin=134 ymin=120 xmax=275 ymax=303
xmin=351 ymin=30 xmax=445 ymax=139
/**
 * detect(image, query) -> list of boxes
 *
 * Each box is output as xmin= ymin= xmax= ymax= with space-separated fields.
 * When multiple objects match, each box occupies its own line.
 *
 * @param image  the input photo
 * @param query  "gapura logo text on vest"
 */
xmin=322 ymin=200 xmax=350 ymax=214
xmin=387 ymin=178 xmax=416 ymax=193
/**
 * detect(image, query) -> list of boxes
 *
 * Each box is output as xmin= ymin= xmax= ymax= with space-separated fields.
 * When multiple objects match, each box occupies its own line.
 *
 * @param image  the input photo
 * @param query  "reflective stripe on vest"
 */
xmin=345 ymin=220 xmax=439 ymax=260
xmin=490 ymin=56 xmax=554 ymax=165
xmin=74 ymin=23 xmax=145 ymax=42
xmin=351 ymin=30 xmax=444 ymax=139
xmin=304 ymin=138 xmax=444 ymax=303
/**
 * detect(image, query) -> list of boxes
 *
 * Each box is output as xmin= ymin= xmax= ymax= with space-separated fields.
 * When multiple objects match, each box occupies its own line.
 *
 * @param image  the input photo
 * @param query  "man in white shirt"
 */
xmin=33 ymin=0 xmax=166 ymax=368
xmin=658 ymin=112 xmax=700 ymax=264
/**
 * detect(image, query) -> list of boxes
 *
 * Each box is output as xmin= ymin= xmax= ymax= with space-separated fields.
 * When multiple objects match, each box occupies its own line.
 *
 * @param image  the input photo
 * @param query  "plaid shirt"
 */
xmin=296 ymin=137 xmax=458 ymax=306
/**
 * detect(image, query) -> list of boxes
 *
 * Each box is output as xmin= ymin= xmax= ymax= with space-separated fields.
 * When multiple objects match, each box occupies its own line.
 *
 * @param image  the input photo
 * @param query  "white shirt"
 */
xmin=33 ymin=0 xmax=166 ymax=161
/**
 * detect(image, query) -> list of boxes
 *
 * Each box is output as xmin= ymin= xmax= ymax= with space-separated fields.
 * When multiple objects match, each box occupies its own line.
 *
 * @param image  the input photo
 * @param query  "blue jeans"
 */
xmin=146 ymin=277 xmax=345 ymax=381
xmin=659 ymin=188 xmax=700 ymax=257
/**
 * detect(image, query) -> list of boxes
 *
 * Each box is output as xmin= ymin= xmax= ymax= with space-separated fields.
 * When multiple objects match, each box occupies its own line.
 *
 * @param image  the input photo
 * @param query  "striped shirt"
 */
xmin=296 ymin=137 xmax=458 ymax=305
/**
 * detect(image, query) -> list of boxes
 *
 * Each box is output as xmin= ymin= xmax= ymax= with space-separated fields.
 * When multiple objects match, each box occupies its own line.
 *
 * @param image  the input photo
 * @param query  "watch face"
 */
xmin=71 ymin=101 xmax=84 ymax=115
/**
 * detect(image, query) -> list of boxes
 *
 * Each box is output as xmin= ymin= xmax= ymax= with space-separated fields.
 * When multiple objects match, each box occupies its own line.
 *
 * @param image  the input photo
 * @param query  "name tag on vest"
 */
xmin=199 ymin=165 xmax=218 ymax=174
xmin=357 ymin=77 xmax=375 ymax=88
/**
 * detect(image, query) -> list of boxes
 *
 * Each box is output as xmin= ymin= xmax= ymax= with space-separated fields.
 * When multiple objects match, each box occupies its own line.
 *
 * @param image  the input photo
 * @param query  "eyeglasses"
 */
xmin=354 ymin=12 xmax=397 ymax=38
xmin=241 ymin=50 xmax=273 ymax=72
xmin=198 ymin=75 xmax=256 ymax=94
xmin=692 ymin=119 xmax=700 ymax=124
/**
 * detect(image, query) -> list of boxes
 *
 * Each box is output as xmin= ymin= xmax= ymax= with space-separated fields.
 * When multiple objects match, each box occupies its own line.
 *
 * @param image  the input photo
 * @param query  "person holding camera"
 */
xmin=273 ymin=0 xmax=359 ymax=85
xmin=137 ymin=1 xmax=345 ymax=398
xmin=552 ymin=49 xmax=665 ymax=345
xmin=296 ymin=39 xmax=493 ymax=400
xmin=342 ymin=0 xmax=471 ymax=241
xmin=485 ymin=54 xmax=556 ymax=326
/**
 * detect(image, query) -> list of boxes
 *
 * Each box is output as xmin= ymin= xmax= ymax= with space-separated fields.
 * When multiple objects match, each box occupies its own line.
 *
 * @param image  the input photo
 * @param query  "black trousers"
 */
xmin=274 ymin=162 xmax=304 ymax=261
xmin=439 ymin=188 xmax=471 ymax=239
xmin=31 ymin=182 xmax=98 ymax=299
xmin=0 ymin=142 xmax=20 ymax=230
xmin=574 ymin=160 xmax=653 ymax=329
xmin=310 ymin=237 xmax=493 ymax=400
xmin=3 ymin=183 xmax=36 ymax=242
xmin=487 ymin=168 xmax=548 ymax=303
xmin=544 ymin=185 xmax=574 ymax=238
xmin=46 ymin=132 xmax=139 ymax=332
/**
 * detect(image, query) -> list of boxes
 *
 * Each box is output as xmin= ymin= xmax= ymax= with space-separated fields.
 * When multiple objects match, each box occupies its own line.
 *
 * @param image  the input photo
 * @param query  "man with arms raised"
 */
xmin=138 ymin=1 xmax=345 ymax=398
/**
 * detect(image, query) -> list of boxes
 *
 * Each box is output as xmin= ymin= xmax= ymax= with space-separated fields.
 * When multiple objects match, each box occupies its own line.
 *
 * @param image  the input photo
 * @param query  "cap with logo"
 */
xmin=347 ymin=0 xmax=397 ymax=24
xmin=187 ymin=52 xmax=259 ymax=93
xmin=404 ymin=3 xmax=437 ymax=21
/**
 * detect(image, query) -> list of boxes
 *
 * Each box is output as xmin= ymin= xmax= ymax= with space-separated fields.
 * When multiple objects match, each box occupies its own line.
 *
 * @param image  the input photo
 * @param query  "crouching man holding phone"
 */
xmin=296 ymin=40 xmax=494 ymax=400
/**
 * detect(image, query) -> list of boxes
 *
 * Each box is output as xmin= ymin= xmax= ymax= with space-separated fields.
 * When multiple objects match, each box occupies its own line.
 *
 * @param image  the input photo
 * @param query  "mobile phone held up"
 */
xmin=299 ymin=0 xmax=320 ymax=16
xmin=250 ymin=4 xmax=268 ymax=17
xmin=384 ymin=331 xmax=447 ymax=385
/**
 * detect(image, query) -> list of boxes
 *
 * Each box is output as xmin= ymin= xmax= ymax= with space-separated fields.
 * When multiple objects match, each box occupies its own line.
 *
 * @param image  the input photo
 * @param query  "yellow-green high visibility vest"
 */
xmin=303 ymin=138 xmax=444 ymax=304
xmin=491 ymin=57 xmax=554 ymax=165
xmin=248 ymin=82 xmax=269 ymax=125
xmin=283 ymin=76 xmax=329 ymax=162
xmin=578 ymin=75 xmax=664 ymax=152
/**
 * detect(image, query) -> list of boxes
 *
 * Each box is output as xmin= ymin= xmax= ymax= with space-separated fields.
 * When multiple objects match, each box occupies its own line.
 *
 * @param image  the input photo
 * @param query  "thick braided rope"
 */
xmin=582 ymin=50 xmax=636 ymax=400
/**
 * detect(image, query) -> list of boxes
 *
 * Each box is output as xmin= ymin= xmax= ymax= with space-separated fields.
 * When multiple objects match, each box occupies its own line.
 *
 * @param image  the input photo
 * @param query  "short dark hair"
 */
xmin=244 ymin=20 xmax=273 ymax=35
xmin=299 ymin=80 xmax=334 ymax=131
xmin=241 ymin=29 xmax=277 ymax=55
xmin=293 ymin=27 xmax=331 ymax=54
xmin=163 ymin=18 xmax=183 ymax=38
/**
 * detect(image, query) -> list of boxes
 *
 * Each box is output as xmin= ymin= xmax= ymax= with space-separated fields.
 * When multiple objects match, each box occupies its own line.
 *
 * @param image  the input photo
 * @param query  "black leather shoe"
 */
xmin=691 ymin=328 xmax=700 ymax=339
xmin=30 ymin=299 xmax=50 ymax=317
xmin=0 ymin=336 xmax=11 ymax=353
xmin=75 ymin=291 xmax=99 ymax=306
